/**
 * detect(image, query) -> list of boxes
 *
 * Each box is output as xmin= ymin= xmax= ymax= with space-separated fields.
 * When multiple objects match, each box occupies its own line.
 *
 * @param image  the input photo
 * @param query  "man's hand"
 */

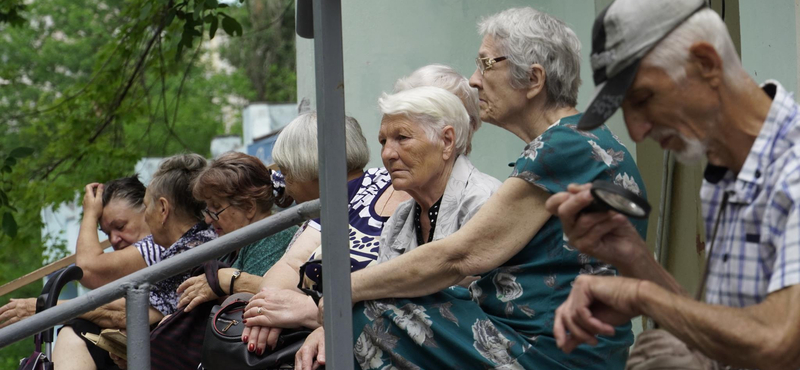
xmin=0 ymin=298 xmax=36 ymax=329
xmin=295 ymin=327 xmax=326 ymax=370
xmin=545 ymin=183 xmax=646 ymax=270
xmin=176 ymin=275 xmax=218 ymax=312
xmin=83 ymin=183 xmax=104 ymax=222
xmin=554 ymin=275 xmax=644 ymax=353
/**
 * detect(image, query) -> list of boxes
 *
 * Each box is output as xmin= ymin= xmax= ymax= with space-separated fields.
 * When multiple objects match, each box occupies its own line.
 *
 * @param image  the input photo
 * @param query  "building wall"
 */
xmin=295 ymin=0 xmax=633 ymax=181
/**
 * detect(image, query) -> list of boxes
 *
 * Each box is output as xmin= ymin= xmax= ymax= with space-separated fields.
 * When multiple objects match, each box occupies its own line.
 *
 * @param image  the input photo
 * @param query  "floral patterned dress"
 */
xmin=352 ymin=113 xmax=648 ymax=370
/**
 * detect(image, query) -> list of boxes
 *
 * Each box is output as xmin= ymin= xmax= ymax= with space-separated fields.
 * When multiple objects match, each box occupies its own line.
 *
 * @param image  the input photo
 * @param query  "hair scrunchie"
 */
xmin=269 ymin=169 xmax=295 ymax=208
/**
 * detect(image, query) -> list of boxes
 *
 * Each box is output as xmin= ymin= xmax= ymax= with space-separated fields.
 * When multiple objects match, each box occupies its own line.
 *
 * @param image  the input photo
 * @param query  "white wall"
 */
xmin=296 ymin=0 xmax=633 ymax=181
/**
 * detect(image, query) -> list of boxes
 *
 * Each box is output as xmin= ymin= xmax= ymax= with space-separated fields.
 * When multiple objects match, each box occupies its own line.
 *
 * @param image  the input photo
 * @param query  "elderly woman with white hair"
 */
xmin=239 ymin=112 xmax=413 ymax=355
xmin=297 ymin=7 xmax=647 ymax=370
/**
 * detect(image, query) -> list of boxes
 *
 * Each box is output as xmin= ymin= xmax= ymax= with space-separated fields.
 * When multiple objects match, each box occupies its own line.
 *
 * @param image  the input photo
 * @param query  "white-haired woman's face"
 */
xmin=379 ymin=115 xmax=451 ymax=195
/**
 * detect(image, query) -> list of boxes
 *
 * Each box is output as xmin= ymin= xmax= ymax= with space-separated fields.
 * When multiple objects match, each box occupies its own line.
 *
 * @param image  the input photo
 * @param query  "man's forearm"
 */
xmin=617 ymin=247 xmax=687 ymax=296
xmin=639 ymin=281 xmax=800 ymax=370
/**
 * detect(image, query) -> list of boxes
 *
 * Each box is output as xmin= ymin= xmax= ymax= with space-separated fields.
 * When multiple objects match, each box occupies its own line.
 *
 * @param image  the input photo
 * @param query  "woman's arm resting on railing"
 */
xmin=351 ymin=178 xmax=550 ymax=304
xmin=260 ymin=227 xmax=321 ymax=291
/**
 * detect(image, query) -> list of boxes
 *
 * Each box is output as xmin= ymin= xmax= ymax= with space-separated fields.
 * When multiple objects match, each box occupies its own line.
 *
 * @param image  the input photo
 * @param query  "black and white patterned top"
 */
xmin=148 ymin=223 xmax=217 ymax=316
xmin=135 ymin=235 xmax=163 ymax=267
xmin=414 ymin=198 xmax=442 ymax=246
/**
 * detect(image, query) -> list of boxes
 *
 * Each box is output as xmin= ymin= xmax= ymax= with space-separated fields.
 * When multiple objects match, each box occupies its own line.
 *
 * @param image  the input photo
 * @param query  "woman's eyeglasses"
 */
xmin=475 ymin=56 xmax=508 ymax=75
xmin=201 ymin=204 xmax=231 ymax=221
xmin=297 ymin=259 xmax=323 ymax=305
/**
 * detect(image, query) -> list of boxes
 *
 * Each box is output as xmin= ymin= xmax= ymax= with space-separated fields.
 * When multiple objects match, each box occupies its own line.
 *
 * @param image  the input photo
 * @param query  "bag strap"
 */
xmin=204 ymin=260 xmax=229 ymax=297
xmin=211 ymin=300 xmax=247 ymax=336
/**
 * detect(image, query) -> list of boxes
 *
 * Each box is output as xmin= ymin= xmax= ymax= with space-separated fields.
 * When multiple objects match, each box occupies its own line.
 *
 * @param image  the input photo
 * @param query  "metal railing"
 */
xmin=0 ymin=1 xmax=354 ymax=369
xmin=0 ymin=200 xmax=320 ymax=369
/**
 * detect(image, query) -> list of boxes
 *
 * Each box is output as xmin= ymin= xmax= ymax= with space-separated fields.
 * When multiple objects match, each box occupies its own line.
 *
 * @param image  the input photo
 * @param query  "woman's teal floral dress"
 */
xmin=352 ymin=113 xmax=648 ymax=369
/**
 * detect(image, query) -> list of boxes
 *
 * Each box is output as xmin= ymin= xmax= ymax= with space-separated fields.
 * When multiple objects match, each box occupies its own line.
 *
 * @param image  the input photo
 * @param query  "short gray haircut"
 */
xmin=645 ymin=8 xmax=744 ymax=83
xmin=148 ymin=153 xmax=208 ymax=222
xmin=379 ymin=86 xmax=470 ymax=156
xmin=394 ymin=64 xmax=481 ymax=155
xmin=478 ymin=7 xmax=582 ymax=108
xmin=272 ymin=112 xmax=370 ymax=182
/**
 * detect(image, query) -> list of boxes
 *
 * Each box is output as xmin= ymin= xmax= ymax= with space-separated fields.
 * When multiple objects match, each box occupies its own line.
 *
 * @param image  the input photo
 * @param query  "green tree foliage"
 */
xmin=220 ymin=0 xmax=296 ymax=102
xmin=0 ymin=0 xmax=294 ymax=364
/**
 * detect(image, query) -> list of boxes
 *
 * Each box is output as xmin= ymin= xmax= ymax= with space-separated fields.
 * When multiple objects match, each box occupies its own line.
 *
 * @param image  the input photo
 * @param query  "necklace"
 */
xmin=378 ymin=187 xmax=396 ymax=216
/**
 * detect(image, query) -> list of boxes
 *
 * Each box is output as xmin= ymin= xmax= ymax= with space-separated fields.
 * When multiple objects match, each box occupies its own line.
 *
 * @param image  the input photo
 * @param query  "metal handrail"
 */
xmin=0 ymin=200 xmax=320 ymax=368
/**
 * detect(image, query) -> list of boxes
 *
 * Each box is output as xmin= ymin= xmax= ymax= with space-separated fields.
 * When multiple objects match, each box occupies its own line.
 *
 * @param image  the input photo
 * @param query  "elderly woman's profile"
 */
xmin=297 ymin=7 xmax=648 ymax=370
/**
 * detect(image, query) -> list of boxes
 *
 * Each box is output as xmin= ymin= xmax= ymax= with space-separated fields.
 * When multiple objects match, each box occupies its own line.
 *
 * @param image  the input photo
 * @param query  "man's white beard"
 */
xmin=672 ymin=135 xmax=706 ymax=164
xmin=651 ymin=128 xmax=707 ymax=164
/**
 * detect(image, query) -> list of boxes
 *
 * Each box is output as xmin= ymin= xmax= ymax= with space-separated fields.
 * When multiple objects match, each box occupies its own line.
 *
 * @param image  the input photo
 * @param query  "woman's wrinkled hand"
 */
xmin=295 ymin=327 xmax=326 ymax=370
xmin=177 ymin=274 xmax=218 ymax=312
xmin=82 ymin=183 xmax=104 ymax=222
xmin=0 ymin=298 xmax=37 ymax=329
xmin=242 ymin=287 xmax=319 ymax=354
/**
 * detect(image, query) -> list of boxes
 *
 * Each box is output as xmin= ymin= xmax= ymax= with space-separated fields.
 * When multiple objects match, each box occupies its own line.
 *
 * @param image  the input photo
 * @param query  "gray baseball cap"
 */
xmin=578 ymin=0 xmax=707 ymax=130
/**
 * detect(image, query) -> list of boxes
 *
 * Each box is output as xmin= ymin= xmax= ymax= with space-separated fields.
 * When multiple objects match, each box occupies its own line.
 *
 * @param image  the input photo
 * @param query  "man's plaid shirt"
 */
xmin=701 ymin=81 xmax=800 ymax=307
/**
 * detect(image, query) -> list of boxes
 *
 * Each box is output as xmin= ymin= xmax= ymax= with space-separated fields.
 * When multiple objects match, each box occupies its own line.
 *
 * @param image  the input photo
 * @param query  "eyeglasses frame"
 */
xmin=202 ymin=204 xmax=232 ymax=221
xmin=475 ymin=55 xmax=508 ymax=75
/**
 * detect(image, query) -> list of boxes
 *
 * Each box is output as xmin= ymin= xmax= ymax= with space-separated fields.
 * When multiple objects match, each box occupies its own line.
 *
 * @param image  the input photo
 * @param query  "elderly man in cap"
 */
xmin=547 ymin=0 xmax=800 ymax=369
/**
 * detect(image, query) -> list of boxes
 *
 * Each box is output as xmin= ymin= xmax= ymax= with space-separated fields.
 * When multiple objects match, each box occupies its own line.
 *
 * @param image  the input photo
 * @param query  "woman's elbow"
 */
xmin=77 ymin=270 xmax=104 ymax=289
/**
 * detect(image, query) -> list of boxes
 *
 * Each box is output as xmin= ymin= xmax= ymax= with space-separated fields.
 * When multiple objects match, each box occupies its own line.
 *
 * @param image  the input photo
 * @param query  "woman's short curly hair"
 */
xmin=192 ymin=152 xmax=277 ymax=214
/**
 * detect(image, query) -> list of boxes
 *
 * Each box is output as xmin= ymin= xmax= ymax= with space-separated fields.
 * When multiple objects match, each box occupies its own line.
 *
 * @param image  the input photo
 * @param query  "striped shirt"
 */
xmin=134 ymin=234 xmax=163 ymax=266
xmin=701 ymin=81 xmax=800 ymax=307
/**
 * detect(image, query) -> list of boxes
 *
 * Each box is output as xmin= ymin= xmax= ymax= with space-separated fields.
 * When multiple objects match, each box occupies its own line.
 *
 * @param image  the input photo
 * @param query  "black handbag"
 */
xmin=201 ymin=293 xmax=311 ymax=370
xmin=150 ymin=260 xmax=230 ymax=370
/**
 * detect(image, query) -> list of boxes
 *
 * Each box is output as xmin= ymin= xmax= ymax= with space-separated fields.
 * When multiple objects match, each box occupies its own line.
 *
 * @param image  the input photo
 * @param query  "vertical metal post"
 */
xmin=312 ymin=0 xmax=355 ymax=368
xmin=125 ymin=283 xmax=151 ymax=370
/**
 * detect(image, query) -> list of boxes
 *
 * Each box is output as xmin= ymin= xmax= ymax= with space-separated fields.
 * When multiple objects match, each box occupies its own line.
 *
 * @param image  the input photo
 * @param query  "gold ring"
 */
xmin=257 ymin=307 xmax=263 ymax=315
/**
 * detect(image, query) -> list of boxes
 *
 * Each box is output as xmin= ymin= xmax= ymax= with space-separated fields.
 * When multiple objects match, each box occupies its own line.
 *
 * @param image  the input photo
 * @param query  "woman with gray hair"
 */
xmin=297 ymin=7 xmax=646 ymax=370
xmin=394 ymin=64 xmax=481 ymax=155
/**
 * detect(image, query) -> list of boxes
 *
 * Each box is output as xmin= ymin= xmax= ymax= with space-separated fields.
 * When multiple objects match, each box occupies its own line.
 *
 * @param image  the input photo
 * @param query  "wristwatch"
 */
xmin=229 ymin=270 xmax=241 ymax=295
